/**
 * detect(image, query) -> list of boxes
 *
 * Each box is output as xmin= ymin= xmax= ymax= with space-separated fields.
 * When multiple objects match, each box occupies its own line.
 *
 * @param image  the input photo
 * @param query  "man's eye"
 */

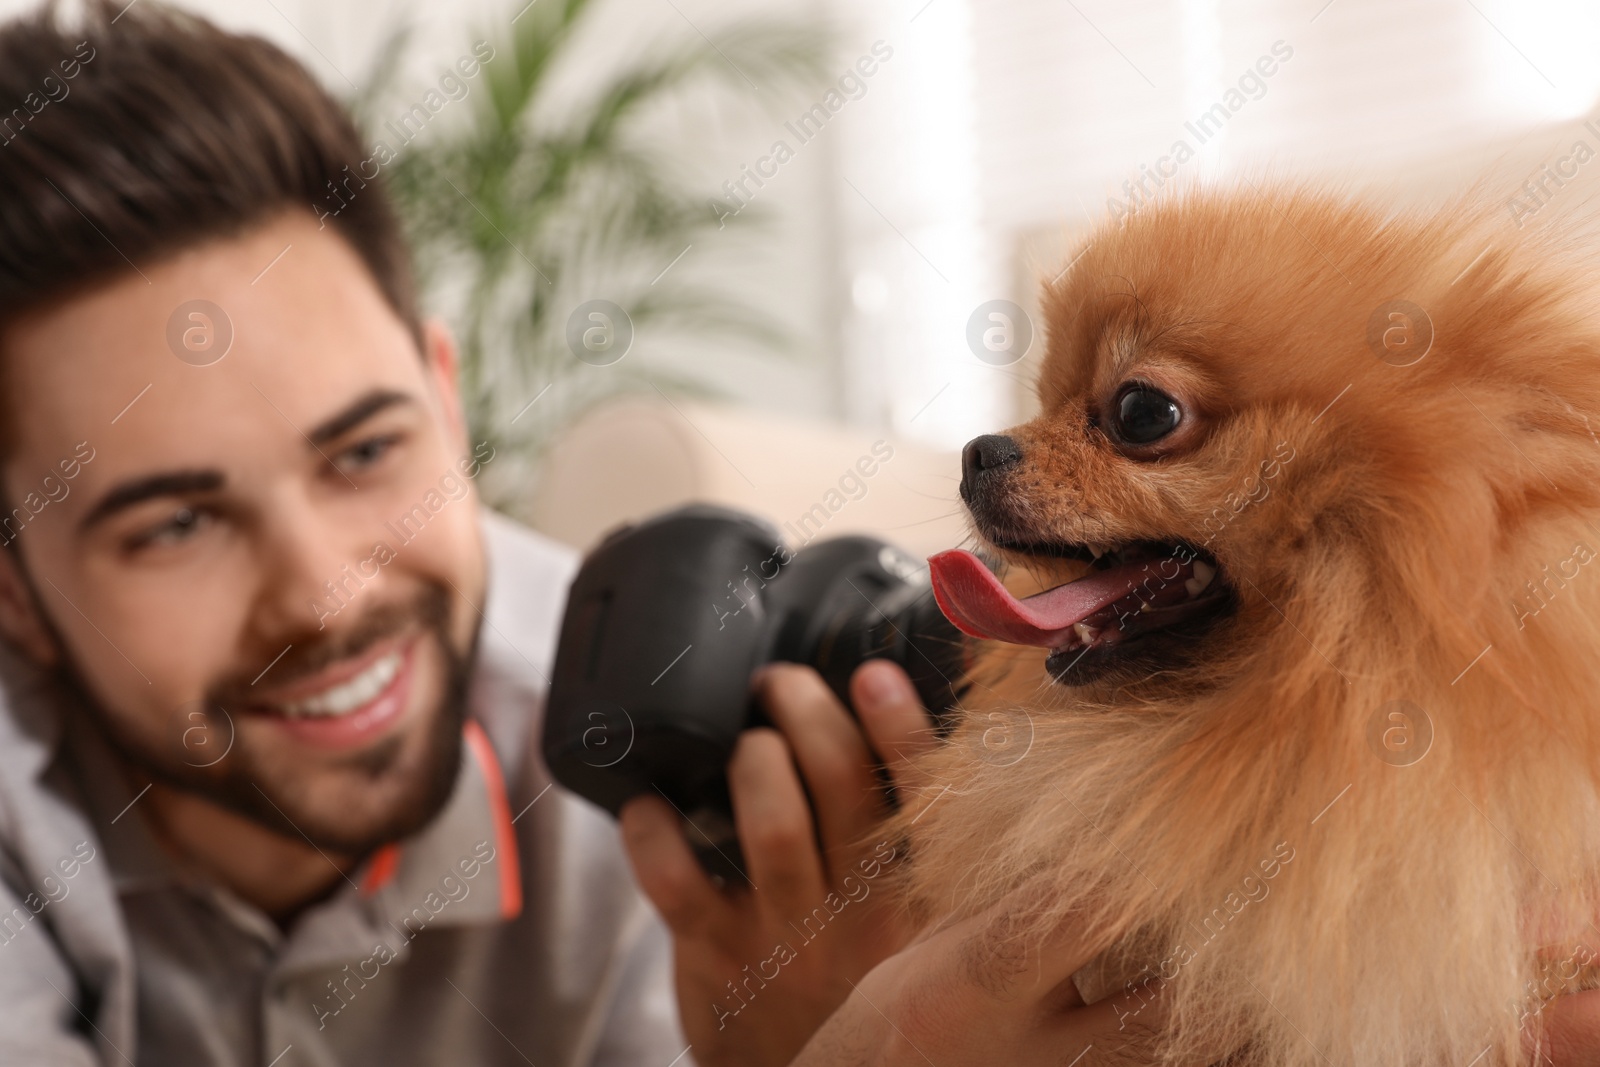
xmin=337 ymin=434 xmax=401 ymax=472
xmin=131 ymin=507 xmax=210 ymax=550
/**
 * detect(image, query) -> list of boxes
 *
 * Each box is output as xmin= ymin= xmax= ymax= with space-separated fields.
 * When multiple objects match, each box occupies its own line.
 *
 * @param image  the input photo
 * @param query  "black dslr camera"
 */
xmin=542 ymin=504 xmax=966 ymax=881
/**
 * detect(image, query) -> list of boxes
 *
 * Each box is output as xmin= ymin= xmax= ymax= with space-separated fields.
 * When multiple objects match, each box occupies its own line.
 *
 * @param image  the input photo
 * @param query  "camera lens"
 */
xmin=771 ymin=537 xmax=967 ymax=728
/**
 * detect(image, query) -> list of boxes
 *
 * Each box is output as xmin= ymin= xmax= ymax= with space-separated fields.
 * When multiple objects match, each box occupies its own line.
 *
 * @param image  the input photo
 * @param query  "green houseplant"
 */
xmin=352 ymin=0 xmax=830 ymax=510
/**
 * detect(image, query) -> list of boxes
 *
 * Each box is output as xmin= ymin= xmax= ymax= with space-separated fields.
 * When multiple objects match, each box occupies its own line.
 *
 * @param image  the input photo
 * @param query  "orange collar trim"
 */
xmin=359 ymin=841 xmax=400 ymax=896
xmin=462 ymin=718 xmax=523 ymax=919
xmin=359 ymin=719 xmax=523 ymax=922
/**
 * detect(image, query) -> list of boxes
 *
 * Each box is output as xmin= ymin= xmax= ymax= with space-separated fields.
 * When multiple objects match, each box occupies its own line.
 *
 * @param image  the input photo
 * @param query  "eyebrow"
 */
xmin=77 ymin=470 xmax=225 ymax=534
xmin=305 ymin=388 xmax=415 ymax=446
xmin=77 ymin=388 xmax=420 ymax=534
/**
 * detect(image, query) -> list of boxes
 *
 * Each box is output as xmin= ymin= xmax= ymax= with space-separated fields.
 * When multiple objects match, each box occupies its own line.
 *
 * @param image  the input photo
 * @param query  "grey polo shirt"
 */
xmin=0 ymin=508 xmax=690 ymax=1067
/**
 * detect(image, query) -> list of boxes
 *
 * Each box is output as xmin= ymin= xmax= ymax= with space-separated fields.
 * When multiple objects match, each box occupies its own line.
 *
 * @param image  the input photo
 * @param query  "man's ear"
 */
xmin=420 ymin=317 xmax=468 ymax=455
xmin=0 ymin=546 xmax=59 ymax=667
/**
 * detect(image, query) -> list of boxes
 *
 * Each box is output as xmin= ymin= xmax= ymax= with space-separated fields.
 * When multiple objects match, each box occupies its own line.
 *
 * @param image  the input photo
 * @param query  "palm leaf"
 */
xmin=354 ymin=3 xmax=831 ymax=513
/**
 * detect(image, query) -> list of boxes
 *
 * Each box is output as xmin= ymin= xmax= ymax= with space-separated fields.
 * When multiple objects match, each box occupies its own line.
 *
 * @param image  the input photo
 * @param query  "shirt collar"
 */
xmin=65 ymin=709 xmax=522 ymax=953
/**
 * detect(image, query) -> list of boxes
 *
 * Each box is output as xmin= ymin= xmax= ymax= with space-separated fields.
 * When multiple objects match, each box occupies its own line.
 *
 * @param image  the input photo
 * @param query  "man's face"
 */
xmin=0 ymin=210 xmax=487 ymax=854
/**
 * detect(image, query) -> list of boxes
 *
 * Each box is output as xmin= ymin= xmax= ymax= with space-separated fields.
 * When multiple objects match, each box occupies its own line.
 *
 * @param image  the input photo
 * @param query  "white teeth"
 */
xmin=1185 ymin=560 xmax=1216 ymax=598
xmin=1088 ymin=547 xmax=1104 ymax=561
xmin=274 ymin=650 xmax=402 ymax=718
xmin=1073 ymin=622 xmax=1098 ymax=646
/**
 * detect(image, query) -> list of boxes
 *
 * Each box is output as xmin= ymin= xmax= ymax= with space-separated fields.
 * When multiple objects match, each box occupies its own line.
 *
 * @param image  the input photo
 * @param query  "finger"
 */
xmin=912 ymin=883 xmax=1124 ymax=1009
xmin=1537 ymin=990 xmax=1600 ymax=1067
xmin=755 ymin=665 xmax=883 ymax=863
xmin=728 ymin=727 xmax=828 ymax=909
xmin=883 ymin=883 xmax=1120 ymax=1023
xmin=619 ymin=794 xmax=725 ymax=937
xmin=850 ymin=659 xmax=939 ymax=795
xmin=1058 ymin=973 xmax=1175 ymax=1048
xmin=864 ymin=899 xmax=1129 ymax=1062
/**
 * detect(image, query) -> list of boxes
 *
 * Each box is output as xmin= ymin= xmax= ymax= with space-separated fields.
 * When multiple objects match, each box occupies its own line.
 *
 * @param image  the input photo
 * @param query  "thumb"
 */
xmin=850 ymin=660 xmax=938 ymax=795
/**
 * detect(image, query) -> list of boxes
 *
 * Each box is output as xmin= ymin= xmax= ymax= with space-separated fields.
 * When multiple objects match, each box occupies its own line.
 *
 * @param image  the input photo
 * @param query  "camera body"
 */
xmin=542 ymin=504 xmax=966 ymax=881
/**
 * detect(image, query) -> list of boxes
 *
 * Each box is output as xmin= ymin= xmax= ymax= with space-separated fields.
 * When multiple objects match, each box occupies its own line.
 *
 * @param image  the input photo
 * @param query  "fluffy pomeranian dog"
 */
xmin=907 ymin=185 xmax=1600 ymax=1065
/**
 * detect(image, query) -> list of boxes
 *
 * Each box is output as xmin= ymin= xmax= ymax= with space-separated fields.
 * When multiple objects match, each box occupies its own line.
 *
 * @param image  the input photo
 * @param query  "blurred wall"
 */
xmin=828 ymin=0 xmax=1600 ymax=446
xmin=0 ymin=0 xmax=852 ymax=430
xmin=8 ymin=0 xmax=1600 ymax=454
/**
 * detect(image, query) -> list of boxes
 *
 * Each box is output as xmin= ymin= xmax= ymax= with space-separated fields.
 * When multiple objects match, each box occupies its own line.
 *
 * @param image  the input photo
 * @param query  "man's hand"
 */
xmin=776 ymin=899 xmax=1600 ymax=1067
xmin=620 ymin=660 xmax=935 ymax=1067
xmin=1532 ymin=990 xmax=1600 ymax=1065
xmin=789 ymin=886 xmax=1176 ymax=1067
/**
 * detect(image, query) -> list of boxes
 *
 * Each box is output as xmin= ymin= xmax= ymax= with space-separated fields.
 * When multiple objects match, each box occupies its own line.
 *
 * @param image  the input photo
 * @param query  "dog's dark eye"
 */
xmin=1111 ymin=384 xmax=1181 ymax=445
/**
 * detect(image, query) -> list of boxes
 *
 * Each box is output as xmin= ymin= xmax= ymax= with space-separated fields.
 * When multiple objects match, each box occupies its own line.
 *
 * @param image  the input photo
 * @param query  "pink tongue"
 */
xmin=928 ymin=549 xmax=1156 ymax=647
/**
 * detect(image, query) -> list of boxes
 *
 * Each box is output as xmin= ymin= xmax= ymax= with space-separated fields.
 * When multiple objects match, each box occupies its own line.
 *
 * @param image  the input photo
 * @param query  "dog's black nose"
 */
xmin=960 ymin=434 xmax=1021 ymax=492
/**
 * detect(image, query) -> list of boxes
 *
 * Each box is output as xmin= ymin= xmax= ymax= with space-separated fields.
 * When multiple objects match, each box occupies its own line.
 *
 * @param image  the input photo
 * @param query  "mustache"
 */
xmin=213 ymin=583 xmax=453 ymax=707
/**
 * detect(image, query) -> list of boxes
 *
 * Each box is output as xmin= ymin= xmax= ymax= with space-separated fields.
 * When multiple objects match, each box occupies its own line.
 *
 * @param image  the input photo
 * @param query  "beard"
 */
xmin=50 ymin=580 xmax=483 ymax=856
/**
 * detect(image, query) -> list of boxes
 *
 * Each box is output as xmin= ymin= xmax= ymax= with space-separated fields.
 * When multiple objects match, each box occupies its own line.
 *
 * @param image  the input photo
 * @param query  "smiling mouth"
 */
xmin=233 ymin=631 xmax=423 ymax=741
xmin=260 ymin=648 xmax=405 ymax=718
xmin=928 ymin=539 xmax=1235 ymax=684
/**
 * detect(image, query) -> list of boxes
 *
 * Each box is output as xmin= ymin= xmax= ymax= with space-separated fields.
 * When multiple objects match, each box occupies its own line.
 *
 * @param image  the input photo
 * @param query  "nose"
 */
xmin=250 ymin=493 xmax=394 ymax=641
xmin=961 ymin=434 xmax=1022 ymax=495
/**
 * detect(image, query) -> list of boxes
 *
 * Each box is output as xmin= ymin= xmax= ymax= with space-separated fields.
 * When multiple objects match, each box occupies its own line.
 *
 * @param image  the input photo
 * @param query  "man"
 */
xmin=0 ymin=2 xmax=931 ymax=1064
xmin=3 ymin=3 xmax=1596 ymax=1066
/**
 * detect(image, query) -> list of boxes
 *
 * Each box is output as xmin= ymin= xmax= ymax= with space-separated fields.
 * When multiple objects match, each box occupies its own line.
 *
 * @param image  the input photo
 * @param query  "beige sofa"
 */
xmin=529 ymin=396 xmax=968 ymax=561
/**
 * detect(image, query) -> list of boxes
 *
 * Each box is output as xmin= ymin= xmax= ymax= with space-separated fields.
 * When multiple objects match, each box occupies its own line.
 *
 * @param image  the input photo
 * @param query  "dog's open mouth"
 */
xmin=927 ymin=540 xmax=1234 ymax=683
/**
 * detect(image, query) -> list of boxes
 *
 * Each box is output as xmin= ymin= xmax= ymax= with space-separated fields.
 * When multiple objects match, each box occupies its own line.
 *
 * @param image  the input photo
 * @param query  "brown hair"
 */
xmin=0 ymin=0 xmax=420 ymax=342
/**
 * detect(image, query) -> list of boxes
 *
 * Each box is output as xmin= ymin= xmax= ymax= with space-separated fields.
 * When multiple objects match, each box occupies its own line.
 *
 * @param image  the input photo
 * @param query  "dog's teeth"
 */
xmin=1073 ymin=622 xmax=1097 ymax=645
xmin=1088 ymin=546 xmax=1104 ymax=561
xmin=1184 ymin=560 xmax=1216 ymax=598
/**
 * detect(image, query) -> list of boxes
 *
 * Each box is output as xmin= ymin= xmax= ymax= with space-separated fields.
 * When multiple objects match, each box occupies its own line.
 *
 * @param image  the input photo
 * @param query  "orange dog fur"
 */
xmin=896 ymin=185 xmax=1600 ymax=1064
